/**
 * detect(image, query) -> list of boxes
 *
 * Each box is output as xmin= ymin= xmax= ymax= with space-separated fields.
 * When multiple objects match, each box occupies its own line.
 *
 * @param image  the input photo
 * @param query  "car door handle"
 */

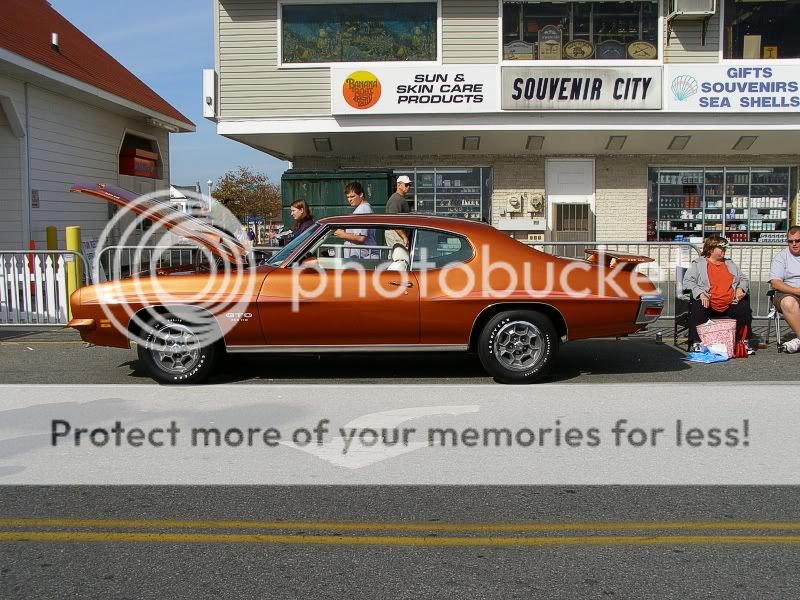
xmin=389 ymin=281 xmax=414 ymax=288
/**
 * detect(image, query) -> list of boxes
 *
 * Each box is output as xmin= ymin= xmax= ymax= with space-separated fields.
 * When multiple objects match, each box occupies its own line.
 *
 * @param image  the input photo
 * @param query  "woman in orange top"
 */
xmin=683 ymin=235 xmax=753 ymax=353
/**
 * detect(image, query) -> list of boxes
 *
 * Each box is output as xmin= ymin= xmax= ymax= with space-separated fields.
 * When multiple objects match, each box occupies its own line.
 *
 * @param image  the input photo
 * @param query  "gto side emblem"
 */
xmin=225 ymin=312 xmax=253 ymax=322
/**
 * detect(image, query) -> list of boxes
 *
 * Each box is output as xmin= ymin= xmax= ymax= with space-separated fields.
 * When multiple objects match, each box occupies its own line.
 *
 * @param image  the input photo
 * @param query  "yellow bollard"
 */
xmin=65 ymin=226 xmax=82 ymax=320
xmin=46 ymin=226 xmax=58 ymax=250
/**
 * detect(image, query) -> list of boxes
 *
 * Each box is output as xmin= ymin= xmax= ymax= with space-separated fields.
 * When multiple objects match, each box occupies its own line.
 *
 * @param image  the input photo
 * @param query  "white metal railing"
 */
xmin=97 ymin=245 xmax=210 ymax=280
xmin=77 ymin=241 xmax=789 ymax=322
xmin=528 ymin=241 xmax=786 ymax=318
xmin=0 ymin=250 xmax=87 ymax=326
xmin=96 ymin=245 xmax=282 ymax=279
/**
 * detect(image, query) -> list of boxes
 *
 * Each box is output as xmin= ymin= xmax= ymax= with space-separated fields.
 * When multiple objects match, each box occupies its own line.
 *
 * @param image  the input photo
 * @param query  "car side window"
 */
xmin=411 ymin=230 xmax=473 ymax=271
xmin=295 ymin=226 xmax=405 ymax=271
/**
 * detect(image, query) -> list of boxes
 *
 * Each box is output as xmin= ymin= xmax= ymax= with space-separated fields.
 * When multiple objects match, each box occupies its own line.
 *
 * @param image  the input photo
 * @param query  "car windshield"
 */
xmin=265 ymin=223 xmax=321 ymax=266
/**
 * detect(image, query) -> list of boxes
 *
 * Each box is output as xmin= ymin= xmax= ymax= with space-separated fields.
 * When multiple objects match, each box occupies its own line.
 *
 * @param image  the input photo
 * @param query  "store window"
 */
xmin=281 ymin=2 xmax=437 ymax=64
xmin=393 ymin=167 xmax=492 ymax=222
xmin=647 ymin=167 xmax=796 ymax=242
xmin=502 ymin=0 xmax=658 ymax=60
xmin=723 ymin=0 xmax=800 ymax=59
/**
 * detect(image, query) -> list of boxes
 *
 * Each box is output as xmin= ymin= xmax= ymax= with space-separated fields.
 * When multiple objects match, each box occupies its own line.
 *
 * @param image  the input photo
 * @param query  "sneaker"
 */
xmin=689 ymin=342 xmax=705 ymax=353
xmin=744 ymin=340 xmax=755 ymax=355
xmin=783 ymin=338 xmax=800 ymax=354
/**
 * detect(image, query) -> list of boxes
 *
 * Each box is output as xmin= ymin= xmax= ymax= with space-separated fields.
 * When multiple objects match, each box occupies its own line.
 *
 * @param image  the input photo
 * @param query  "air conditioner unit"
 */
xmin=667 ymin=0 xmax=715 ymax=45
xmin=668 ymin=0 xmax=716 ymax=18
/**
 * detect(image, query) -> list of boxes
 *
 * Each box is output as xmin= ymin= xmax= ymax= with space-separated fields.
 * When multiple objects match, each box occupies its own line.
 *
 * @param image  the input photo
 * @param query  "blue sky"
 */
xmin=49 ymin=0 xmax=289 ymax=189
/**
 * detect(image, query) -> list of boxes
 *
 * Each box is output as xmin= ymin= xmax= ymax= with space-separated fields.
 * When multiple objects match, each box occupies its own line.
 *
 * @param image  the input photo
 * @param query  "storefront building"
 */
xmin=208 ymin=0 xmax=800 ymax=243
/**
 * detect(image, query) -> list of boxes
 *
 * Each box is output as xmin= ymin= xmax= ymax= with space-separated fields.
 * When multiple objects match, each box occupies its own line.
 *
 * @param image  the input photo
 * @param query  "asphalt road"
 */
xmin=0 ymin=326 xmax=794 ymax=384
xmin=2 ymin=486 xmax=800 ymax=599
xmin=1 ymin=329 xmax=799 ymax=598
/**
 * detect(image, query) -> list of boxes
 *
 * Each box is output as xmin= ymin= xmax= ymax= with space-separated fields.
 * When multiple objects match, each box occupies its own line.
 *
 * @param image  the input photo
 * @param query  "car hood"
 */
xmin=70 ymin=182 xmax=248 ymax=264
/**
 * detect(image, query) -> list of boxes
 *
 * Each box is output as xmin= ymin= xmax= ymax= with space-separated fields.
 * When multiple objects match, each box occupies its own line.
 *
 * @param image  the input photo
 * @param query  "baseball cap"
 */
xmin=396 ymin=175 xmax=412 ymax=185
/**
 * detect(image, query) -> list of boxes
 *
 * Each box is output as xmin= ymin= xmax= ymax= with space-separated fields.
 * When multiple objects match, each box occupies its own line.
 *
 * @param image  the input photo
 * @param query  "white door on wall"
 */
xmin=545 ymin=159 xmax=595 ymax=246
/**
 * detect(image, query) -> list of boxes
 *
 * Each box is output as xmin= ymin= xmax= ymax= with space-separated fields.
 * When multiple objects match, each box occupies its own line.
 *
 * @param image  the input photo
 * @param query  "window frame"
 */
xmin=719 ymin=0 xmax=800 ymax=64
xmin=497 ymin=0 xmax=664 ymax=66
xmin=277 ymin=0 xmax=442 ymax=69
xmin=409 ymin=227 xmax=476 ymax=272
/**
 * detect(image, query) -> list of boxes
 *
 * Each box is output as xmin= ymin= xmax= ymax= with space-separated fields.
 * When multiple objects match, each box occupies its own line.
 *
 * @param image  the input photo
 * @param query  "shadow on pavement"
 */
xmin=121 ymin=338 xmax=692 ymax=384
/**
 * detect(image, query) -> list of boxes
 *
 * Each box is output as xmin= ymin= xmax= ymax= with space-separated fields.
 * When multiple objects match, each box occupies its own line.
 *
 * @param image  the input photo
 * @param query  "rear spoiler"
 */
xmin=584 ymin=249 xmax=655 ymax=272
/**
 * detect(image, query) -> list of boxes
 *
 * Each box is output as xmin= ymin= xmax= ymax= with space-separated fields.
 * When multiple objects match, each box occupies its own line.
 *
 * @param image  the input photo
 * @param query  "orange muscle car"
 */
xmin=69 ymin=183 xmax=663 ymax=384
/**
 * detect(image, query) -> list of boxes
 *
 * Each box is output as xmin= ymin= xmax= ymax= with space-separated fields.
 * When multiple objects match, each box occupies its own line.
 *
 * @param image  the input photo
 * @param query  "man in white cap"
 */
xmin=385 ymin=175 xmax=412 ymax=249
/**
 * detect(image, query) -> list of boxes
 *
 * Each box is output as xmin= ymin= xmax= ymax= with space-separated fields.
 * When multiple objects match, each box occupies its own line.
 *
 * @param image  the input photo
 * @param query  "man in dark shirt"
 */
xmin=385 ymin=175 xmax=412 ymax=248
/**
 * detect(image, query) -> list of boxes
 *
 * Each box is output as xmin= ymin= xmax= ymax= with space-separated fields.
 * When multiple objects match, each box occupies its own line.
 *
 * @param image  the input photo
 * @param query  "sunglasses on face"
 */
xmin=788 ymin=239 xmax=800 ymax=245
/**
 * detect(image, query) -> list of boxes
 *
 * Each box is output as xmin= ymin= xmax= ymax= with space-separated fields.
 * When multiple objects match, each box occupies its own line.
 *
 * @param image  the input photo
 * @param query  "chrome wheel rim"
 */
xmin=493 ymin=320 xmax=544 ymax=372
xmin=150 ymin=322 xmax=201 ymax=375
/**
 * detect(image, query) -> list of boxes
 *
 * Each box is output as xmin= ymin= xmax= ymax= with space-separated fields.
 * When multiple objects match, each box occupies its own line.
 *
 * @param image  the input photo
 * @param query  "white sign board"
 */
xmin=502 ymin=67 xmax=662 ymax=110
xmin=497 ymin=217 xmax=547 ymax=231
xmin=665 ymin=64 xmax=800 ymax=112
xmin=331 ymin=66 xmax=498 ymax=115
xmin=81 ymin=238 xmax=107 ymax=283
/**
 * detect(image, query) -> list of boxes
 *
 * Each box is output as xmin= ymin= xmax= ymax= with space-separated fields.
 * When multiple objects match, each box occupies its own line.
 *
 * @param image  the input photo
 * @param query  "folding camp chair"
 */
xmin=673 ymin=266 xmax=692 ymax=350
xmin=765 ymin=288 xmax=786 ymax=352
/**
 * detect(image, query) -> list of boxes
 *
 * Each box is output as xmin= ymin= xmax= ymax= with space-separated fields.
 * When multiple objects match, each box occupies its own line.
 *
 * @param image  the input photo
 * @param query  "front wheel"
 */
xmin=477 ymin=310 xmax=558 ymax=384
xmin=137 ymin=317 xmax=217 ymax=384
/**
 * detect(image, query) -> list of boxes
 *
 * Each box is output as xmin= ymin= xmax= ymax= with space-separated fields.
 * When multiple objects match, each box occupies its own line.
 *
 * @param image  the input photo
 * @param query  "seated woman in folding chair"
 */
xmin=683 ymin=235 xmax=754 ymax=354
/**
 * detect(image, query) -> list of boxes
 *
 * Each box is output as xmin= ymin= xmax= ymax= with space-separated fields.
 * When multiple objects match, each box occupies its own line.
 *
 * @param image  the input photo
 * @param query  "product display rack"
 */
xmin=652 ymin=167 xmax=792 ymax=242
xmin=403 ymin=168 xmax=488 ymax=221
xmin=503 ymin=1 xmax=657 ymax=59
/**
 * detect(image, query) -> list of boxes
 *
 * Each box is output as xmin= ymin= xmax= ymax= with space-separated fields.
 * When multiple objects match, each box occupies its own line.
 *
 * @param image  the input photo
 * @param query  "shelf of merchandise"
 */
xmin=653 ymin=167 xmax=792 ymax=242
xmin=504 ymin=1 xmax=656 ymax=58
xmin=407 ymin=168 xmax=486 ymax=221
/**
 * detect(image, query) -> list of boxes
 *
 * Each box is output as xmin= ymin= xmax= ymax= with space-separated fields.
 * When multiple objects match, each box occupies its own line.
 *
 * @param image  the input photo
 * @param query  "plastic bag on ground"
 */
xmin=687 ymin=343 xmax=729 ymax=363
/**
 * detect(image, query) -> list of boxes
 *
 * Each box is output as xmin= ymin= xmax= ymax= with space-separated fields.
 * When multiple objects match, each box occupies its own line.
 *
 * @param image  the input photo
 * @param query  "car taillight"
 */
xmin=636 ymin=295 xmax=664 ymax=324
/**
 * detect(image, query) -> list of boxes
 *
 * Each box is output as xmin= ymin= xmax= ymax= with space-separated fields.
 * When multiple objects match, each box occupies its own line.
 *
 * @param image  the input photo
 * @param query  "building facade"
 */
xmin=208 ymin=0 xmax=800 ymax=243
xmin=0 ymin=0 xmax=194 ymax=250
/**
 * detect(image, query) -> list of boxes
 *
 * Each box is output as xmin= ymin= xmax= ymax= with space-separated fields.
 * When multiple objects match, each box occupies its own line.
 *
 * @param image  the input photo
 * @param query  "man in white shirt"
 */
xmin=769 ymin=225 xmax=800 ymax=353
xmin=334 ymin=181 xmax=376 ymax=259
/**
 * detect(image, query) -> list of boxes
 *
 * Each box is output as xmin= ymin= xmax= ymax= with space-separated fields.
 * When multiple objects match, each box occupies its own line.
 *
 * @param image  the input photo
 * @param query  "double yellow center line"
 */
xmin=3 ymin=519 xmax=800 ymax=547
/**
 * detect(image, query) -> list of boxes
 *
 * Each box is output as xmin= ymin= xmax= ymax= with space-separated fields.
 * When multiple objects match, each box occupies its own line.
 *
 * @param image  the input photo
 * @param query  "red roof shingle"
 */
xmin=0 ymin=0 xmax=194 ymax=128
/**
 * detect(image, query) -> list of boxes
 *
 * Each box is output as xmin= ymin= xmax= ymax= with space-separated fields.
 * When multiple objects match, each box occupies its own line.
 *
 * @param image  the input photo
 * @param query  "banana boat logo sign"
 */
xmin=332 ymin=66 xmax=498 ymax=115
xmin=342 ymin=71 xmax=382 ymax=110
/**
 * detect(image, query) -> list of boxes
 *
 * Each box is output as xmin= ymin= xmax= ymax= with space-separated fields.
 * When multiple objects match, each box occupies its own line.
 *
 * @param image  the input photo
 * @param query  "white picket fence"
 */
xmin=0 ymin=251 xmax=86 ymax=325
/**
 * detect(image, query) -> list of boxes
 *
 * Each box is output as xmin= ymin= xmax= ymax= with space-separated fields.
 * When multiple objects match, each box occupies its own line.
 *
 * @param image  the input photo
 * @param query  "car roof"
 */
xmin=317 ymin=213 xmax=493 ymax=232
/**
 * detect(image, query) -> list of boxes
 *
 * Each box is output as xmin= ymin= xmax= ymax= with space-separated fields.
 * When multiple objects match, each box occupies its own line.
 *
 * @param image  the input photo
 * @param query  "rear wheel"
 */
xmin=137 ymin=317 xmax=217 ymax=384
xmin=477 ymin=310 xmax=558 ymax=384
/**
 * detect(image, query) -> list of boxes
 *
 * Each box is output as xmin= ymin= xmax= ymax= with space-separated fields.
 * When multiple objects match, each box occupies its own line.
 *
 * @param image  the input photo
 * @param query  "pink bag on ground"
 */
xmin=697 ymin=319 xmax=736 ymax=357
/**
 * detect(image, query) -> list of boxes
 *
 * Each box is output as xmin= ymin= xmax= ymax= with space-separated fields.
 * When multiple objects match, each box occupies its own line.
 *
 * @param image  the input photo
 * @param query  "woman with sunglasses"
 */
xmin=683 ymin=234 xmax=753 ymax=353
